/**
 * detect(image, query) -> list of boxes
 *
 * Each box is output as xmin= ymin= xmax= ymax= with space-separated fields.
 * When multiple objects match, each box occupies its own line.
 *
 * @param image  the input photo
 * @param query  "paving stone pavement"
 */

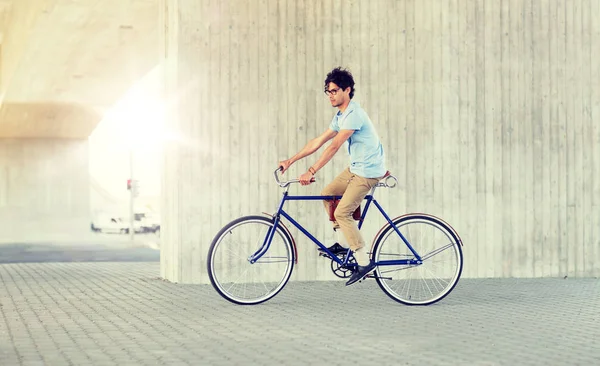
xmin=0 ymin=262 xmax=598 ymax=366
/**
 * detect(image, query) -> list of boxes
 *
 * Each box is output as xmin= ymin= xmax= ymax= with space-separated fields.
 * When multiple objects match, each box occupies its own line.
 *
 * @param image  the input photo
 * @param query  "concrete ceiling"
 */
xmin=0 ymin=0 xmax=158 ymax=138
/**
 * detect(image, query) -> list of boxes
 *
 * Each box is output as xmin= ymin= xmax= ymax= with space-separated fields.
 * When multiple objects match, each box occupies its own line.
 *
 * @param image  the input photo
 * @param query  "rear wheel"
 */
xmin=373 ymin=215 xmax=463 ymax=305
xmin=207 ymin=215 xmax=294 ymax=305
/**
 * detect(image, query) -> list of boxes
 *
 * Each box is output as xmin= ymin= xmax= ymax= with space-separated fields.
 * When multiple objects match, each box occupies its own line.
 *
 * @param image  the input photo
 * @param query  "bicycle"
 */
xmin=207 ymin=168 xmax=463 ymax=305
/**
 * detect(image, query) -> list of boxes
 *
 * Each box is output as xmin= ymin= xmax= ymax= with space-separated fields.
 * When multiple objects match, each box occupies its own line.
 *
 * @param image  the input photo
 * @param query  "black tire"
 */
xmin=207 ymin=215 xmax=295 ymax=305
xmin=373 ymin=214 xmax=463 ymax=305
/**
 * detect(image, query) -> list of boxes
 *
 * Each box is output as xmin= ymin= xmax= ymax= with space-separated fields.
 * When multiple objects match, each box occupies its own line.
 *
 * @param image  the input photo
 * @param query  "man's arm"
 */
xmin=310 ymin=129 xmax=354 ymax=173
xmin=298 ymin=129 xmax=354 ymax=185
xmin=279 ymin=128 xmax=337 ymax=173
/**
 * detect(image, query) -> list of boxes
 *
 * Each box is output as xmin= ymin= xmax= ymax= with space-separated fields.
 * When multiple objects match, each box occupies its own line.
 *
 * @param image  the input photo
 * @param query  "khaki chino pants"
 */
xmin=321 ymin=167 xmax=384 ymax=251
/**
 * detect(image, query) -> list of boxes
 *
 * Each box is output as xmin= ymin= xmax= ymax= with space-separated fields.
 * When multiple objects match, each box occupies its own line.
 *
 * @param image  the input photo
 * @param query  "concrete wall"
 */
xmin=161 ymin=0 xmax=600 ymax=283
xmin=0 ymin=138 xmax=91 ymax=243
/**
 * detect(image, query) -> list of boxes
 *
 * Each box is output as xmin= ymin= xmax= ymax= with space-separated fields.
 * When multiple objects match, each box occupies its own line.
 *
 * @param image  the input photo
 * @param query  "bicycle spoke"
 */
xmin=423 ymin=265 xmax=450 ymax=289
xmin=379 ymin=265 xmax=418 ymax=275
xmin=418 ymin=267 xmax=434 ymax=299
xmin=420 ymin=242 xmax=456 ymax=261
xmin=225 ymin=266 xmax=252 ymax=293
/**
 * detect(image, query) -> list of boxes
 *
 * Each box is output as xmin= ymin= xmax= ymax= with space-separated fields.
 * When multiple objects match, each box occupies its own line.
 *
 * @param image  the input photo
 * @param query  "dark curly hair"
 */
xmin=324 ymin=67 xmax=355 ymax=99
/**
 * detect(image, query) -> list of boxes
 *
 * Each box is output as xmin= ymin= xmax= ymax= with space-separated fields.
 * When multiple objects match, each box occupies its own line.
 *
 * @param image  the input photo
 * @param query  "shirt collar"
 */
xmin=336 ymin=100 xmax=358 ymax=117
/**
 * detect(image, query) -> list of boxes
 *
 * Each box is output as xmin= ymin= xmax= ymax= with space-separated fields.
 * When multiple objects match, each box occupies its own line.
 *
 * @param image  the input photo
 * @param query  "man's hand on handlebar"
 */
xmin=298 ymin=171 xmax=314 ymax=186
xmin=278 ymin=159 xmax=292 ymax=174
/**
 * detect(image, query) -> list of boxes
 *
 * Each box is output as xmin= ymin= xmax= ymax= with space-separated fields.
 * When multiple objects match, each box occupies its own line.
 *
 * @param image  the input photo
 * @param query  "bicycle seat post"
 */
xmin=369 ymin=184 xmax=378 ymax=198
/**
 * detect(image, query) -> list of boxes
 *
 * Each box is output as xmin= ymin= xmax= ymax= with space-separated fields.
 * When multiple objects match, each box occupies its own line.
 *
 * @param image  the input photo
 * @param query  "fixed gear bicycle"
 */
xmin=207 ymin=168 xmax=463 ymax=305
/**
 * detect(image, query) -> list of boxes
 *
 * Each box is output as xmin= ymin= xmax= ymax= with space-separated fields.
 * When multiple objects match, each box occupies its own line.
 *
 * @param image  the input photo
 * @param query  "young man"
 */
xmin=278 ymin=67 xmax=387 ymax=286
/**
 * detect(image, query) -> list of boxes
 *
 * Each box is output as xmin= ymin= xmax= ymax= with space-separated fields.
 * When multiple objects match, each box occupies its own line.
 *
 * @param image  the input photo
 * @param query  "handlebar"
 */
xmin=274 ymin=168 xmax=315 ymax=188
xmin=274 ymin=167 xmax=398 ymax=189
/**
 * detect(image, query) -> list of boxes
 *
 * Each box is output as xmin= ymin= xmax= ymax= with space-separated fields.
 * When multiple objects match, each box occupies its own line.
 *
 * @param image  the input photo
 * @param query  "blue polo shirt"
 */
xmin=329 ymin=101 xmax=386 ymax=178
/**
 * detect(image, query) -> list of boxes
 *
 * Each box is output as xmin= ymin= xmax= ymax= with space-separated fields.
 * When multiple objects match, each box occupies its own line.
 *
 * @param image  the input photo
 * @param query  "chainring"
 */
xmin=330 ymin=255 xmax=356 ymax=278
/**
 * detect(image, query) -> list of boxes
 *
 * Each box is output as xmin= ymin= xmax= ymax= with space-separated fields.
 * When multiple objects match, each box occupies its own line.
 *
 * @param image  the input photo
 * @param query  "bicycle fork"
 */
xmin=248 ymin=194 xmax=288 ymax=263
xmin=248 ymin=216 xmax=280 ymax=264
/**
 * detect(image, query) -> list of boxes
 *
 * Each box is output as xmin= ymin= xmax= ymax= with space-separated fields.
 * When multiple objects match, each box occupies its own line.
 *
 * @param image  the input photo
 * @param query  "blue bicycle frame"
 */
xmin=249 ymin=191 xmax=423 ymax=267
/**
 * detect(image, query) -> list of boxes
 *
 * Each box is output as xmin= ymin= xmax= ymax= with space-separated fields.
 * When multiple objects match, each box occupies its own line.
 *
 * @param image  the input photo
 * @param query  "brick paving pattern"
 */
xmin=0 ymin=262 xmax=598 ymax=365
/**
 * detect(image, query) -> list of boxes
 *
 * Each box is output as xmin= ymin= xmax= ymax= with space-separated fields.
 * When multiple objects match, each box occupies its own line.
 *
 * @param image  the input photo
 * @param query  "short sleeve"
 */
xmin=329 ymin=115 xmax=340 ymax=132
xmin=339 ymin=110 xmax=363 ymax=130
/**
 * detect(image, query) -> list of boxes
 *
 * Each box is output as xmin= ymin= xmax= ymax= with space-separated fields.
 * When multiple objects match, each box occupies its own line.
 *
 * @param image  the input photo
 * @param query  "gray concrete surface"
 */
xmin=0 ymin=262 xmax=598 ymax=365
xmin=0 ymin=233 xmax=160 ymax=264
xmin=0 ymin=243 xmax=159 ymax=264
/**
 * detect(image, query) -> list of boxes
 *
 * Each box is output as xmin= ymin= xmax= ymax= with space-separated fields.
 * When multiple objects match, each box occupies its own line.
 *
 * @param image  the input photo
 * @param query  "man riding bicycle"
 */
xmin=278 ymin=67 xmax=387 ymax=286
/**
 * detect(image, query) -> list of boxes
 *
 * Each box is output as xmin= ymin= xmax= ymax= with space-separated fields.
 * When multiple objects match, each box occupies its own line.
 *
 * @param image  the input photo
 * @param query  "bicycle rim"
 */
xmin=208 ymin=216 xmax=294 ymax=305
xmin=374 ymin=215 xmax=463 ymax=305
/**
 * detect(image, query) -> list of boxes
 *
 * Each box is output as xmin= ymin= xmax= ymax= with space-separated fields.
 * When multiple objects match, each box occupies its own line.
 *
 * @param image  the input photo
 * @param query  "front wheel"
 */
xmin=207 ymin=215 xmax=295 ymax=305
xmin=372 ymin=214 xmax=463 ymax=305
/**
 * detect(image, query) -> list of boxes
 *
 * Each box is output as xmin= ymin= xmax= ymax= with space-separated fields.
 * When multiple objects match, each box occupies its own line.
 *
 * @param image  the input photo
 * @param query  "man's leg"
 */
xmin=334 ymin=173 xmax=383 ymax=285
xmin=320 ymin=168 xmax=353 ymax=252
xmin=333 ymin=174 xmax=380 ymax=256
xmin=321 ymin=167 xmax=353 ymax=229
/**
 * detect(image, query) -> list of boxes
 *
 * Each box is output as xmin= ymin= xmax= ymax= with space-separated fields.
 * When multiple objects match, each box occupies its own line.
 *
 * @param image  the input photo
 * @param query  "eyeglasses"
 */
xmin=324 ymin=87 xmax=341 ymax=96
